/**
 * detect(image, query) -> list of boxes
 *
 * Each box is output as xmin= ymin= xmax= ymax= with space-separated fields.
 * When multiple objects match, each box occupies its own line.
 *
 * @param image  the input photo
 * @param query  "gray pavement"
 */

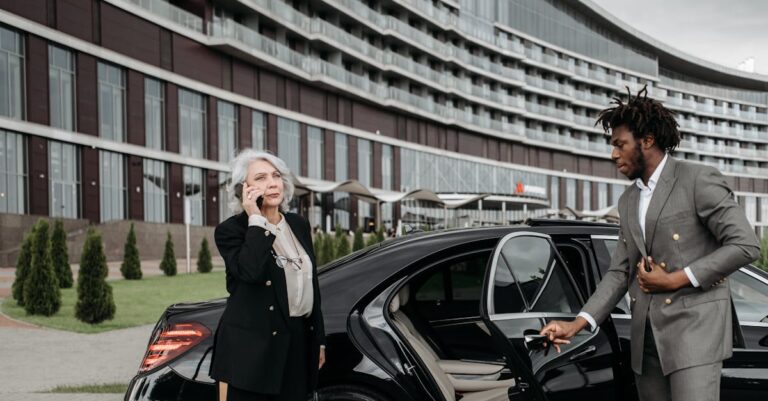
xmin=0 ymin=322 xmax=153 ymax=397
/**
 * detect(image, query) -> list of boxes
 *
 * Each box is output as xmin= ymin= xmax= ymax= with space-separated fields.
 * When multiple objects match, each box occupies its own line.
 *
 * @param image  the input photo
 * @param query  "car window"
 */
xmin=414 ymin=253 xmax=488 ymax=303
xmin=492 ymin=235 xmax=581 ymax=314
xmin=593 ymin=239 xmax=630 ymax=315
xmin=730 ymin=269 xmax=768 ymax=323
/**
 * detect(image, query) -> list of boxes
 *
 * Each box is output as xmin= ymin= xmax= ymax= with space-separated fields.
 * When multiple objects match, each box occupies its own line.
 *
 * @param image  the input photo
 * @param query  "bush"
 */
xmin=313 ymin=232 xmax=325 ymax=266
xmin=197 ymin=237 xmax=213 ymax=273
xmin=12 ymin=229 xmax=34 ymax=306
xmin=120 ymin=223 xmax=142 ymax=280
xmin=75 ymin=229 xmax=115 ymax=324
xmin=758 ymin=234 xmax=768 ymax=272
xmin=376 ymin=227 xmax=385 ymax=243
xmin=23 ymin=220 xmax=61 ymax=316
xmin=160 ymin=232 xmax=177 ymax=276
xmin=335 ymin=226 xmax=350 ymax=259
xmin=365 ymin=231 xmax=379 ymax=248
xmin=51 ymin=220 xmax=73 ymax=288
xmin=352 ymin=227 xmax=365 ymax=252
xmin=321 ymin=231 xmax=335 ymax=264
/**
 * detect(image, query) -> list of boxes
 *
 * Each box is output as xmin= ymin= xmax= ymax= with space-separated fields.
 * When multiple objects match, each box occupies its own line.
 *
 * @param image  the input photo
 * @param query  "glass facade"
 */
xmin=598 ymin=182 xmax=608 ymax=209
xmin=0 ymin=26 xmax=23 ymax=119
xmin=0 ymin=130 xmax=26 ymax=214
xmin=145 ymin=78 xmax=164 ymax=150
xmin=218 ymin=101 xmax=237 ymax=162
xmin=550 ymin=176 xmax=559 ymax=209
xmin=99 ymin=150 xmax=126 ymax=222
xmin=334 ymin=132 xmax=349 ymax=230
xmin=49 ymin=141 xmax=79 ymax=218
xmin=565 ymin=178 xmax=576 ymax=208
xmin=49 ymin=45 xmax=75 ymax=130
xmin=277 ymin=117 xmax=300 ymax=174
xmin=492 ymin=0 xmax=657 ymax=75
xmin=179 ymin=88 xmax=206 ymax=158
xmin=381 ymin=144 xmax=393 ymax=228
xmin=357 ymin=139 xmax=372 ymax=228
xmin=400 ymin=148 xmax=547 ymax=196
xmin=143 ymin=158 xmax=167 ymax=223
xmin=183 ymin=166 xmax=204 ymax=226
xmin=252 ymin=110 xmax=266 ymax=150
xmin=98 ymin=62 xmax=125 ymax=142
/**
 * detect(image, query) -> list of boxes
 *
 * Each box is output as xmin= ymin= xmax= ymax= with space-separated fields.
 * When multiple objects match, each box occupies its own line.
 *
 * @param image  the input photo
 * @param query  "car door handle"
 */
xmin=569 ymin=345 xmax=597 ymax=361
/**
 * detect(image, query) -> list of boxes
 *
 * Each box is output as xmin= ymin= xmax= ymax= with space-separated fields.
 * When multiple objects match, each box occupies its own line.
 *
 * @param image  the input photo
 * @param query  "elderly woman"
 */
xmin=210 ymin=149 xmax=326 ymax=401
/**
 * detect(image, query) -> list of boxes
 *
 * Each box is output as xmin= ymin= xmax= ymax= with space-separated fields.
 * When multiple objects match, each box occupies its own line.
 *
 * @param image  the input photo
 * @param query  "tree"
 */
xmin=352 ymin=227 xmax=365 ymax=252
xmin=160 ymin=232 xmax=177 ymax=276
xmin=12 ymin=229 xmax=34 ymax=306
xmin=335 ymin=226 xmax=350 ymax=259
xmin=75 ymin=229 xmax=116 ymax=324
xmin=313 ymin=232 xmax=326 ymax=266
xmin=758 ymin=234 xmax=768 ymax=272
xmin=321 ymin=231 xmax=335 ymax=264
xmin=23 ymin=220 xmax=61 ymax=316
xmin=50 ymin=219 xmax=73 ymax=288
xmin=120 ymin=223 xmax=142 ymax=280
xmin=197 ymin=237 xmax=213 ymax=273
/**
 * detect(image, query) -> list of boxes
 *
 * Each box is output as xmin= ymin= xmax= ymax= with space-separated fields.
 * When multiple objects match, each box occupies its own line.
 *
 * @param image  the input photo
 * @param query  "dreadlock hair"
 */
xmin=595 ymin=85 xmax=681 ymax=152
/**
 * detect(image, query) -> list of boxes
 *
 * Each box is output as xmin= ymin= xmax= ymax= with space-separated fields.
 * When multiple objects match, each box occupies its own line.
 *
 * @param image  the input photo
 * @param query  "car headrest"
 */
xmin=389 ymin=294 xmax=400 ymax=313
xmin=399 ymin=284 xmax=410 ymax=306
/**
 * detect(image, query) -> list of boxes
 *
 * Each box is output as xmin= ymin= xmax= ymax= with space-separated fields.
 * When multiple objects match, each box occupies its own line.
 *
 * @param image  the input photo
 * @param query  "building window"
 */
xmin=611 ymin=183 xmax=625 ymax=206
xmin=307 ymin=126 xmax=323 ymax=180
xmin=218 ymin=101 xmax=237 ymax=162
xmin=99 ymin=150 xmax=126 ymax=222
xmin=358 ymin=139 xmax=372 ymax=228
xmin=179 ymin=88 xmax=206 ymax=158
xmin=277 ymin=117 xmax=300 ymax=174
xmin=143 ymin=158 xmax=167 ymax=223
xmin=183 ymin=166 xmax=204 ymax=226
xmin=0 ymin=130 xmax=26 ymax=214
xmin=583 ymin=181 xmax=591 ymax=210
xmin=145 ymin=78 xmax=164 ymax=150
xmin=97 ymin=62 xmax=125 ymax=142
xmin=565 ymin=178 xmax=576 ymax=209
xmin=334 ymin=132 xmax=349 ymax=230
xmin=598 ymin=182 xmax=608 ymax=209
xmin=49 ymin=45 xmax=75 ymax=130
xmin=381 ymin=144 xmax=393 ymax=229
xmin=0 ymin=26 xmax=24 ymax=119
xmin=252 ymin=110 xmax=266 ymax=150
xmin=219 ymin=172 xmax=231 ymax=223
xmin=744 ymin=196 xmax=756 ymax=224
xmin=49 ymin=141 xmax=79 ymax=218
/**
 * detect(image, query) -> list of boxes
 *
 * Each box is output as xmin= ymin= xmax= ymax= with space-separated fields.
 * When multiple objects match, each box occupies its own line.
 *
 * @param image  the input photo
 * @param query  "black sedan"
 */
xmin=124 ymin=220 xmax=768 ymax=401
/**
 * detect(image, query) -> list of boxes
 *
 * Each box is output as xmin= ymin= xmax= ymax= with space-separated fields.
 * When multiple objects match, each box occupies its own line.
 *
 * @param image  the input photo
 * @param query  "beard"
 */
xmin=625 ymin=142 xmax=646 ymax=180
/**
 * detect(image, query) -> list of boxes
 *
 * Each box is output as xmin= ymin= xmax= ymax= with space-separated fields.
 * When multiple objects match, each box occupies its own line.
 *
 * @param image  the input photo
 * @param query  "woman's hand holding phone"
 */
xmin=241 ymin=183 xmax=264 ymax=217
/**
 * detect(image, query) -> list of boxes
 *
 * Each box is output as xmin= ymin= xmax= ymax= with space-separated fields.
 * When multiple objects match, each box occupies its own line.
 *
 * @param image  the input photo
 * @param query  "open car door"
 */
xmin=480 ymin=232 xmax=625 ymax=401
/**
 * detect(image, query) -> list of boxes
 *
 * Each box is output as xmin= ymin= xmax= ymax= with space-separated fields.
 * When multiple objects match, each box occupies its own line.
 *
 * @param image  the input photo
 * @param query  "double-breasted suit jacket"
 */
xmin=582 ymin=157 xmax=760 ymax=375
xmin=209 ymin=211 xmax=326 ymax=394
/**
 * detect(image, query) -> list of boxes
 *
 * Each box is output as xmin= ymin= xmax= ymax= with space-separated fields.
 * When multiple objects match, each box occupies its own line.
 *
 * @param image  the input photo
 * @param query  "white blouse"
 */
xmin=249 ymin=214 xmax=314 ymax=317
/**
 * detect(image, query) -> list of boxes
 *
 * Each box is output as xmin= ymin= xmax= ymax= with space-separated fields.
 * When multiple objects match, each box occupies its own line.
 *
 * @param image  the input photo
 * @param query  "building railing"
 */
xmin=124 ymin=0 xmax=204 ymax=32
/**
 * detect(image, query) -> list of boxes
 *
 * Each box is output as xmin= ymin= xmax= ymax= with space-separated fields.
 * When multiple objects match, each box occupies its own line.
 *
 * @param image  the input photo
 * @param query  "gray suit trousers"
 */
xmin=636 ymin=319 xmax=722 ymax=401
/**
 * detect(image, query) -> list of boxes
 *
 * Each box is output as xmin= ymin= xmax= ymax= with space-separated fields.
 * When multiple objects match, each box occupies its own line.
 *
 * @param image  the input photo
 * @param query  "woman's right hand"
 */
xmin=241 ymin=183 xmax=264 ymax=217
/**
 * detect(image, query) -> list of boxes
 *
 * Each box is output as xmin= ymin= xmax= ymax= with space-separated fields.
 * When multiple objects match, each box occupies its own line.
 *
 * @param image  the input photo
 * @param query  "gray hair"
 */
xmin=227 ymin=149 xmax=295 ymax=213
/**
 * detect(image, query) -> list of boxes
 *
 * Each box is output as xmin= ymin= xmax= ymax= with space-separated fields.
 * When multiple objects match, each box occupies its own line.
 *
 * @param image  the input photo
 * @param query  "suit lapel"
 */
xmin=626 ymin=186 xmax=648 ymax=259
xmin=644 ymin=158 xmax=678 ymax=253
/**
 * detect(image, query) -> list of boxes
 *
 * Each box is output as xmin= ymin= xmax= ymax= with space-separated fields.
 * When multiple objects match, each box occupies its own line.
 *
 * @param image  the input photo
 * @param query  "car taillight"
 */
xmin=139 ymin=322 xmax=210 ymax=373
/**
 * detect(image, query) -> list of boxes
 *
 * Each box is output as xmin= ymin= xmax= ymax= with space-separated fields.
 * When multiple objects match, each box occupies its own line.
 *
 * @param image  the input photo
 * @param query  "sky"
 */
xmin=590 ymin=0 xmax=768 ymax=76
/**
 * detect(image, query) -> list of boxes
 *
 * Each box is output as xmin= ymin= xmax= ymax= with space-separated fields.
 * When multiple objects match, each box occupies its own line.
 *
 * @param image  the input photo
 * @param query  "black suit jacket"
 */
xmin=209 ymin=211 xmax=326 ymax=394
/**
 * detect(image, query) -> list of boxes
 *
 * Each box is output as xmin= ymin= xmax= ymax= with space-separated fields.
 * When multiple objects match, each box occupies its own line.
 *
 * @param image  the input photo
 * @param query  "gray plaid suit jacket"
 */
xmin=581 ymin=156 xmax=760 ymax=375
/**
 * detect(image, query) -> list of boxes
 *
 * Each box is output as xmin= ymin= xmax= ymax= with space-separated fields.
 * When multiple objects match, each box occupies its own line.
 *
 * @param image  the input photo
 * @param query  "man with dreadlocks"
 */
xmin=541 ymin=86 xmax=760 ymax=401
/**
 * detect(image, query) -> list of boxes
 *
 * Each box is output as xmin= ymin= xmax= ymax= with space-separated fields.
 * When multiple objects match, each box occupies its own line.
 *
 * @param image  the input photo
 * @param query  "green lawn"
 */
xmin=46 ymin=383 xmax=127 ymax=393
xmin=1 ymin=271 xmax=228 ymax=334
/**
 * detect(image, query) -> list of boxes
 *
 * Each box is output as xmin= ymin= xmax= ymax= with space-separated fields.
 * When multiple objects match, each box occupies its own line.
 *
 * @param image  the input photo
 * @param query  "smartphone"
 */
xmin=234 ymin=182 xmax=264 ymax=208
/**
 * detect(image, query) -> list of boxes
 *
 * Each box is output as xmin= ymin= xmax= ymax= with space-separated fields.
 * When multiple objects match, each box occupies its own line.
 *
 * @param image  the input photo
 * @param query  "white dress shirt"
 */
xmin=578 ymin=155 xmax=698 ymax=331
xmin=249 ymin=214 xmax=314 ymax=317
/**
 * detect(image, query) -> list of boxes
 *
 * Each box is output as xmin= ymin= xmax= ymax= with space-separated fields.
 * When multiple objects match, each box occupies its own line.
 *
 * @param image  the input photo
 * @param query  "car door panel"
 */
xmin=481 ymin=232 xmax=624 ymax=401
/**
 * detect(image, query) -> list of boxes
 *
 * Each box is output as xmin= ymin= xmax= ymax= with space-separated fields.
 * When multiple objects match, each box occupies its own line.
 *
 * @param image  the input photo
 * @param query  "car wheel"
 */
xmin=316 ymin=385 xmax=390 ymax=401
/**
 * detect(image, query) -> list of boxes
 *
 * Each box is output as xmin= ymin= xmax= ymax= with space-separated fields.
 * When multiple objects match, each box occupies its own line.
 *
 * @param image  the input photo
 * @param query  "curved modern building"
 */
xmin=0 ymin=0 xmax=766 ymax=238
